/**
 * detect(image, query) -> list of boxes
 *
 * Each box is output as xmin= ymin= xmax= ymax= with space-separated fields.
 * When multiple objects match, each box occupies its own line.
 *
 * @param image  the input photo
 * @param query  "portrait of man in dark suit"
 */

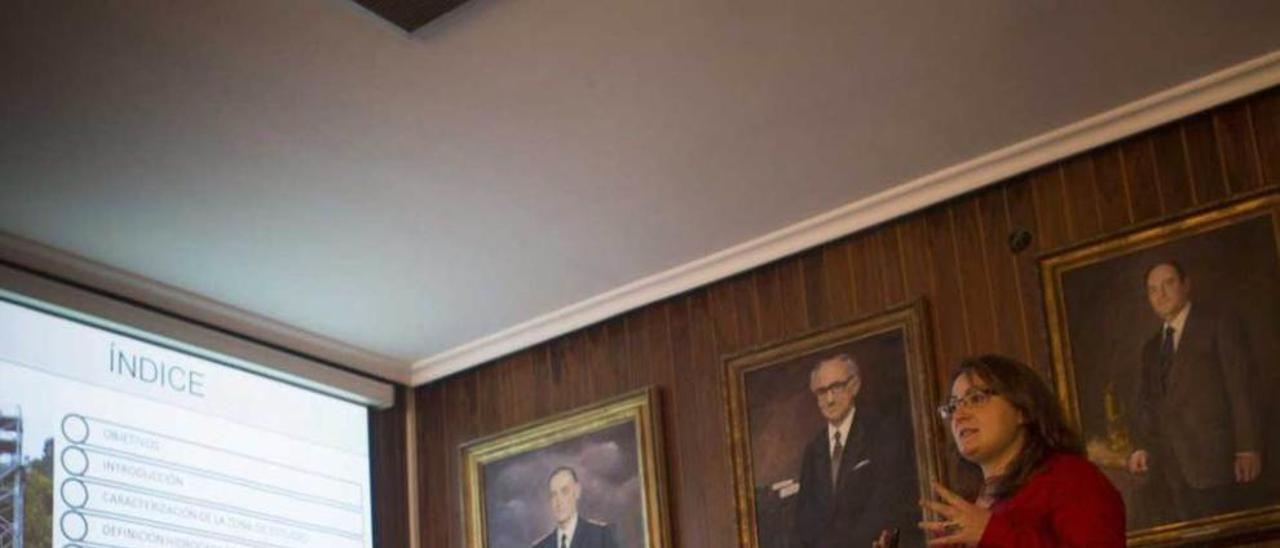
xmin=533 ymin=466 xmax=618 ymax=548
xmin=1125 ymin=261 xmax=1263 ymax=521
xmin=726 ymin=305 xmax=937 ymax=548
xmin=791 ymin=354 xmax=918 ymax=548
xmin=1044 ymin=200 xmax=1280 ymax=541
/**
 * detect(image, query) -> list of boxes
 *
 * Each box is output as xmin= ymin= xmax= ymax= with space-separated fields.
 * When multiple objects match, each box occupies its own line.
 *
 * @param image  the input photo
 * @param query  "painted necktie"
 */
xmin=1159 ymin=325 xmax=1175 ymax=391
xmin=831 ymin=432 xmax=844 ymax=488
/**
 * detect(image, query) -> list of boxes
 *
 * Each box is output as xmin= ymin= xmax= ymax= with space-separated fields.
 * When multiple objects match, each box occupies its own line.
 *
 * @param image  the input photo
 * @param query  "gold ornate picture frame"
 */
xmin=459 ymin=387 xmax=670 ymax=548
xmin=724 ymin=300 xmax=943 ymax=548
xmin=1041 ymin=189 xmax=1280 ymax=545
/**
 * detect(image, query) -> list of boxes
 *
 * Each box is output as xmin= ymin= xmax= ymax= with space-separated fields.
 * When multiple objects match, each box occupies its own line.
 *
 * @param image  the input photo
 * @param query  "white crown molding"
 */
xmin=413 ymin=50 xmax=1280 ymax=385
xmin=0 ymin=232 xmax=411 ymax=385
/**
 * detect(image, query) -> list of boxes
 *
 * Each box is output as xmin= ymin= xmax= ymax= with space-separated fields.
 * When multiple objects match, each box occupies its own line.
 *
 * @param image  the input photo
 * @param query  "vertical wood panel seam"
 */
xmin=1086 ymin=157 xmax=1105 ymax=229
xmin=877 ymin=232 xmax=893 ymax=306
xmin=946 ymin=206 xmax=974 ymax=355
xmin=1002 ymin=185 xmax=1036 ymax=363
xmin=1056 ymin=165 xmax=1076 ymax=241
xmin=974 ymin=199 xmax=1001 ymax=352
xmin=1117 ymin=147 xmax=1136 ymax=223
xmin=797 ymin=253 xmax=813 ymax=332
xmin=1179 ymin=125 xmax=1200 ymax=205
xmin=1213 ymin=113 xmax=1235 ymax=196
xmin=1246 ymin=103 xmax=1269 ymax=185
xmin=1147 ymin=138 xmax=1167 ymax=215
xmin=659 ymin=302 xmax=686 ymax=545
xmin=894 ymin=225 xmax=911 ymax=300
xmin=750 ymin=271 xmax=765 ymax=343
xmin=844 ymin=239 xmax=860 ymax=313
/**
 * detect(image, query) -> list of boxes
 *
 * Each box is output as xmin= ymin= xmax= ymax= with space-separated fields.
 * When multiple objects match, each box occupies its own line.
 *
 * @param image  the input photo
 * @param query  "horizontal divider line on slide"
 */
xmin=73 ymin=414 xmax=362 ymax=487
xmin=62 ymin=542 xmax=134 ymax=548
xmin=67 ymin=444 xmax=361 ymax=511
xmin=70 ymin=476 xmax=362 ymax=540
xmin=63 ymin=447 xmax=364 ymax=532
xmin=70 ymin=509 xmax=293 ymax=548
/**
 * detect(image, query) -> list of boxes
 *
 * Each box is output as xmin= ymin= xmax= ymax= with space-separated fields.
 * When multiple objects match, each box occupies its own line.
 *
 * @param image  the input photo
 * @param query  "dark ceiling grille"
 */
xmin=352 ymin=0 xmax=471 ymax=32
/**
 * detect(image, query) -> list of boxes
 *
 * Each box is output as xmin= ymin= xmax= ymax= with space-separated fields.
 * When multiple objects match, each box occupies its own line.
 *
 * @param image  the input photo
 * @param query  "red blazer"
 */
xmin=977 ymin=452 xmax=1125 ymax=547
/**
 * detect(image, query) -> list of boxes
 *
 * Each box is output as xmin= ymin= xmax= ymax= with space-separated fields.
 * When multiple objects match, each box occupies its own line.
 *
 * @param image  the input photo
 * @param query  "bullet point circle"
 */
xmin=60 ymin=446 xmax=89 ymax=476
xmin=61 ymin=414 xmax=89 ymax=444
xmin=60 ymin=511 xmax=88 ymax=541
xmin=61 ymin=479 xmax=89 ymax=508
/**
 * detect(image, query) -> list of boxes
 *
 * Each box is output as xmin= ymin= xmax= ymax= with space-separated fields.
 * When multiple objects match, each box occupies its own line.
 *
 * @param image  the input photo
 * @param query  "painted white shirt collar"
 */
xmin=558 ymin=514 xmax=578 ymax=547
xmin=1165 ymin=303 xmax=1191 ymax=351
xmin=827 ymin=407 xmax=856 ymax=454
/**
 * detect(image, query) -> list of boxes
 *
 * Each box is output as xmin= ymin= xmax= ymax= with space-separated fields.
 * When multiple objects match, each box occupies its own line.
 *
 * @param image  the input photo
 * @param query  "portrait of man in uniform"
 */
xmin=462 ymin=389 xmax=668 ymax=548
xmin=532 ymin=466 xmax=618 ymax=548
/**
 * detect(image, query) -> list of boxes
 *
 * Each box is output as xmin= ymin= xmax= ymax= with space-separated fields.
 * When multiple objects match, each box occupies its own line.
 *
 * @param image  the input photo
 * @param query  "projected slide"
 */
xmin=0 ymin=298 xmax=373 ymax=548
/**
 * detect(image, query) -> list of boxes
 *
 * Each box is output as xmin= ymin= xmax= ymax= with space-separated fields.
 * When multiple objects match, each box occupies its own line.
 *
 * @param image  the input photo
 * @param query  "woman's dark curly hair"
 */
xmin=948 ymin=354 xmax=1083 ymax=500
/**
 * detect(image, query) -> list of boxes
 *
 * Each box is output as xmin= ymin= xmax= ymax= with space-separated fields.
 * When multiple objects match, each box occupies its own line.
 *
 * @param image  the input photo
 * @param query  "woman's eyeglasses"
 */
xmin=937 ymin=388 xmax=998 ymax=420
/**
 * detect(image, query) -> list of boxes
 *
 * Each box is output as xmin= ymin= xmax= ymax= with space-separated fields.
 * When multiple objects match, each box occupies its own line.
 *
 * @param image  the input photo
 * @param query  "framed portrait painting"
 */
xmin=460 ymin=387 xmax=670 ymax=548
xmin=1041 ymin=189 xmax=1280 ymax=545
xmin=724 ymin=300 xmax=944 ymax=548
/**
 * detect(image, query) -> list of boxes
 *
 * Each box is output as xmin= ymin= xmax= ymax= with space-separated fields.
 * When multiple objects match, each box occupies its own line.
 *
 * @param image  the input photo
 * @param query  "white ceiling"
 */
xmin=2 ymin=0 xmax=1279 ymax=384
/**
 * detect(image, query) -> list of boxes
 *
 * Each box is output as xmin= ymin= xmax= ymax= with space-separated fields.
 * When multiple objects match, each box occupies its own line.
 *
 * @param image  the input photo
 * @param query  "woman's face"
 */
xmin=948 ymin=373 xmax=1026 ymax=474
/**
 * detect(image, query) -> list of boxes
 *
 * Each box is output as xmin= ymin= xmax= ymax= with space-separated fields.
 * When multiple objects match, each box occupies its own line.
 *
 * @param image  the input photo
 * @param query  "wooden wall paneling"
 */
xmin=1214 ymin=101 xmax=1265 ymax=193
xmin=776 ymin=259 xmax=810 ymax=335
xmin=1059 ymin=156 xmax=1104 ymax=241
xmin=683 ymin=288 xmax=736 ymax=545
xmin=821 ymin=241 xmax=857 ymax=324
xmin=579 ymin=325 xmax=607 ymax=404
xmin=1252 ymin=89 xmax=1280 ymax=187
xmin=800 ymin=248 xmax=831 ymax=329
xmin=469 ymin=357 xmax=498 ymax=436
xmin=1001 ymin=178 xmax=1050 ymax=370
xmin=411 ymin=87 xmax=1280 ymax=548
xmin=1182 ymin=112 xmax=1229 ymax=204
xmin=848 ymin=234 xmax=887 ymax=315
xmin=1149 ymin=123 xmax=1197 ymax=214
xmin=1119 ymin=136 xmax=1164 ymax=222
xmin=639 ymin=303 xmax=682 ymax=543
xmin=949 ymin=198 xmax=1000 ymax=354
xmin=445 ymin=373 xmax=481 ymax=547
xmin=369 ymin=388 xmax=409 ymax=548
xmin=546 ymin=337 xmax=567 ymax=397
xmin=604 ymin=317 xmax=631 ymax=399
xmin=973 ymin=187 xmax=1027 ymax=360
xmin=753 ymin=263 xmax=786 ymax=343
xmin=529 ymin=344 xmax=554 ymax=420
xmin=708 ymin=277 xmax=745 ymax=356
xmin=1089 ymin=148 xmax=1135 ymax=233
xmin=875 ymin=228 xmax=907 ymax=305
xmin=923 ymin=205 xmax=970 ymax=383
xmin=416 ymin=383 xmax=450 ymax=548
xmin=894 ymin=219 xmax=934 ymax=342
xmin=502 ymin=350 xmax=538 ymax=432
xmin=663 ymin=296 xmax=702 ymax=548
xmin=623 ymin=311 xmax=653 ymax=391
xmin=560 ymin=330 xmax=591 ymax=409
xmin=1028 ymin=167 xmax=1073 ymax=251
xmin=730 ymin=273 xmax=764 ymax=349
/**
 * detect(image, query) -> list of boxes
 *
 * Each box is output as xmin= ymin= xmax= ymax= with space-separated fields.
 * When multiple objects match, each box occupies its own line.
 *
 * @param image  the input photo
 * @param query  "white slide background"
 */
xmin=0 ymin=297 xmax=373 ymax=548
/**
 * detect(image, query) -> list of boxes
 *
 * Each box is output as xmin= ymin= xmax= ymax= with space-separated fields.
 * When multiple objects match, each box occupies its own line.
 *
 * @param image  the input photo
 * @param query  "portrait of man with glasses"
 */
xmin=790 ymin=353 xmax=920 ymax=548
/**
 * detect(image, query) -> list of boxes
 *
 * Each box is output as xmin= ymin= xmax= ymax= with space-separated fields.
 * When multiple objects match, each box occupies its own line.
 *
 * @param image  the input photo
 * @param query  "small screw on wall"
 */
xmin=1008 ymin=228 xmax=1032 ymax=254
